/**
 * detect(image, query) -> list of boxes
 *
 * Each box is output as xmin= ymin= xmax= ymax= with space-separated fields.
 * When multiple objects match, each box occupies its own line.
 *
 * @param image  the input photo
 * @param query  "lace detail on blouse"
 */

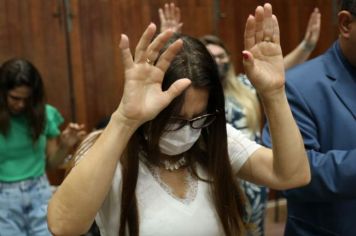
xmin=147 ymin=165 xmax=198 ymax=205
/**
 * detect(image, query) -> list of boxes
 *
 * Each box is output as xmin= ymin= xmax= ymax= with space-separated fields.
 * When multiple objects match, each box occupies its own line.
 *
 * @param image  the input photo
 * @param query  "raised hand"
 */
xmin=243 ymin=3 xmax=285 ymax=97
xmin=116 ymin=23 xmax=191 ymax=126
xmin=60 ymin=123 xmax=86 ymax=148
xmin=159 ymin=3 xmax=183 ymax=33
xmin=303 ymin=8 xmax=321 ymax=52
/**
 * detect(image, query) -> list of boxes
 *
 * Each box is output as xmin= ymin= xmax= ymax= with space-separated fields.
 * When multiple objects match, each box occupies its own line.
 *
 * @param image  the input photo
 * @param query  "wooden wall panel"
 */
xmin=0 ymin=0 xmax=341 ymax=185
xmin=218 ymin=0 xmax=339 ymax=74
xmin=0 ymin=0 xmax=73 ymax=122
xmin=147 ymin=0 xmax=216 ymax=37
xmin=0 ymin=0 xmax=342 ymax=123
xmin=70 ymin=0 xmax=215 ymax=130
xmin=67 ymin=0 xmax=339 ymax=131
xmin=69 ymin=0 xmax=127 ymax=130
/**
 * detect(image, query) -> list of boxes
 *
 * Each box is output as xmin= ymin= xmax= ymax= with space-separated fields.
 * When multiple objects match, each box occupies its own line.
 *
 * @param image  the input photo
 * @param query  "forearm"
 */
xmin=48 ymin=112 xmax=139 ymax=235
xmin=284 ymin=41 xmax=313 ymax=70
xmin=47 ymin=143 xmax=71 ymax=169
xmin=261 ymin=90 xmax=310 ymax=189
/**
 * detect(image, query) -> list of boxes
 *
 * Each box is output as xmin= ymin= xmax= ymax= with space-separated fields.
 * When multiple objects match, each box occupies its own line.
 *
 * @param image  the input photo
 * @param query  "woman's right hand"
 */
xmin=159 ymin=3 xmax=183 ymax=33
xmin=115 ymin=23 xmax=191 ymax=127
xmin=242 ymin=3 xmax=285 ymax=97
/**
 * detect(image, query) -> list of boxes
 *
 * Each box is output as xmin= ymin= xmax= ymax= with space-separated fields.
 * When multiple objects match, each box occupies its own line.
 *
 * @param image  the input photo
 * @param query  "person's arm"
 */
xmin=158 ymin=2 xmax=183 ymax=33
xmin=236 ymin=4 xmax=310 ymax=190
xmin=284 ymin=8 xmax=321 ymax=69
xmin=262 ymin=81 xmax=356 ymax=201
xmin=47 ymin=23 xmax=191 ymax=236
xmin=46 ymin=123 xmax=86 ymax=169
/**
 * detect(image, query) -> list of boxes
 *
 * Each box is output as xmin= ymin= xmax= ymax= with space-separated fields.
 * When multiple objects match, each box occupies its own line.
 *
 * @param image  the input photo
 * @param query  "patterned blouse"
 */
xmin=225 ymin=74 xmax=268 ymax=236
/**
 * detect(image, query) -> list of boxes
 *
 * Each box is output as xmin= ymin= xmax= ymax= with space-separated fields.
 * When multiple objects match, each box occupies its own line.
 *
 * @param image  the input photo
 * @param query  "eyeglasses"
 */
xmin=165 ymin=110 xmax=218 ymax=131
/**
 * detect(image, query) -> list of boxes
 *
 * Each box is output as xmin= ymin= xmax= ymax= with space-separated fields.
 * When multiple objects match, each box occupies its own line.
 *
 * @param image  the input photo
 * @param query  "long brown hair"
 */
xmin=0 ymin=58 xmax=46 ymax=141
xmin=119 ymin=34 xmax=247 ymax=236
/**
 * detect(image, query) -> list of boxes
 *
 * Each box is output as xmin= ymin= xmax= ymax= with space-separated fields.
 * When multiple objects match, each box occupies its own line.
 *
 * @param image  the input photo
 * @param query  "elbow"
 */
xmin=291 ymin=170 xmax=311 ymax=189
xmin=48 ymin=201 xmax=90 ymax=236
xmin=48 ymin=217 xmax=89 ymax=236
xmin=274 ymin=167 xmax=311 ymax=191
xmin=294 ymin=159 xmax=312 ymax=188
xmin=275 ymin=152 xmax=312 ymax=190
xmin=302 ymin=167 xmax=312 ymax=185
xmin=47 ymin=214 xmax=68 ymax=236
xmin=48 ymin=221 xmax=69 ymax=236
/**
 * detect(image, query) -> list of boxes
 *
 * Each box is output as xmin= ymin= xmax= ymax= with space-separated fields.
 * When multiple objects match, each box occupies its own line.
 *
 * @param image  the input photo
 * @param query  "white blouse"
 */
xmin=79 ymin=124 xmax=261 ymax=236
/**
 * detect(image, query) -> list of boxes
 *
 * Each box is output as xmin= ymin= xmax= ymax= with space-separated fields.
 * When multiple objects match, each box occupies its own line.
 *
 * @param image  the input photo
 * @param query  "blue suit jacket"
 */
xmin=262 ymin=41 xmax=356 ymax=236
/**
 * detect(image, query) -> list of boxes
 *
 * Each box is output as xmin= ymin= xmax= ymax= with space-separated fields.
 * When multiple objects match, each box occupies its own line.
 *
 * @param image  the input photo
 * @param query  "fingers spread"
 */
xmin=120 ymin=34 xmax=134 ymax=69
xmin=165 ymin=3 xmax=171 ymax=20
xmin=164 ymin=78 xmax=191 ymax=102
xmin=159 ymin=8 xmax=165 ymax=22
xmin=169 ymin=3 xmax=175 ymax=19
xmin=175 ymin=5 xmax=181 ymax=22
xmin=145 ymin=29 xmax=174 ymax=65
xmin=272 ymin=15 xmax=280 ymax=44
xmin=244 ymin=15 xmax=256 ymax=50
xmin=254 ymin=6 xmax=264 ymax=43
xmin=263 ymin=3 xmax=274 ymax=42
xmin=135 ymin=23 xmax=157 ymax=62
xmin=155 ymin=39 xmax=183 ymax=72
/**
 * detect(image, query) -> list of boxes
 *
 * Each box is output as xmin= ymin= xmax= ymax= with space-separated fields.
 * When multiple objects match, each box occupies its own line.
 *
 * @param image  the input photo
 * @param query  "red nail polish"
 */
xmin=242 ymin=52 xmax=249 ymax=60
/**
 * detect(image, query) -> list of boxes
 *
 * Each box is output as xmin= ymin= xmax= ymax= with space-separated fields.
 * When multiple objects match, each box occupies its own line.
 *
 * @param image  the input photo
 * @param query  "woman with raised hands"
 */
xmin=48 ymin=3 xmax=310 ymax=236
xmin=160 ymin=3 xmax=319 ymax=236
xmin=159 ymin=2 xmax=321 ymax=70
xmin=283 ymin=7 xmax=321 ymax=69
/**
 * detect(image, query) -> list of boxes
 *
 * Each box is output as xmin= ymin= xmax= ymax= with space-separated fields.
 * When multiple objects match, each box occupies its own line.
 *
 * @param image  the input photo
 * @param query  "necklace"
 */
xmin=160 ymin=156 xmax=187 ymax=171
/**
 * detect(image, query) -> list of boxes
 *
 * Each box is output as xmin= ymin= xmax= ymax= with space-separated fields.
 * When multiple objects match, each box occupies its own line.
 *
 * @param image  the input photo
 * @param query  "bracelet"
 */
xmin=302 ymin=40 xmax=316 ymax=52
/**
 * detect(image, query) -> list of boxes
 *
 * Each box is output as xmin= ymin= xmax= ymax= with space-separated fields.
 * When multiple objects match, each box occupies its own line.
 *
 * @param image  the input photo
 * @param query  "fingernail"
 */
xmin=119 ymin=34 xmax=125 ymax=47
xmin=242 ymin=51 xmax=249 ymax=60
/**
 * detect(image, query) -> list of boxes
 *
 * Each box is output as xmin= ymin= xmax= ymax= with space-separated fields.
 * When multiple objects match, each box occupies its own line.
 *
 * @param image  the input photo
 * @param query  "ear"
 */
xmin=338 ymin=10 xmax=354 ymax=39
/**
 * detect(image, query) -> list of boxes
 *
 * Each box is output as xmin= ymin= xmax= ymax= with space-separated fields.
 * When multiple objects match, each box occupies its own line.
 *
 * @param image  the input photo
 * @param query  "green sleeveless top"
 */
xmin=0 ymin=104 xmax=63 ymax=182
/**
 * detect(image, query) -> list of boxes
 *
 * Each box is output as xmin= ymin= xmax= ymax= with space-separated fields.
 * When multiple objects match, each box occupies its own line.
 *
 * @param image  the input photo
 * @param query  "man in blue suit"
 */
xmin=262 ymin=0 xmax=356 ymax=235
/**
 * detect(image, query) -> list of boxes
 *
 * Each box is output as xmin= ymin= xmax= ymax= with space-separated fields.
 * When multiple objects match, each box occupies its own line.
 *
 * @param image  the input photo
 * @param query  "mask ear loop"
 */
xmin=142 ymin=122 xmax=150 ymax=142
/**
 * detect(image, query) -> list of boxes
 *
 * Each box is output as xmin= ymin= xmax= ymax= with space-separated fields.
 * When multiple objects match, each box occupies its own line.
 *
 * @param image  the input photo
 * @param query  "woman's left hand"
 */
xmin=242 ymin=3 xmax=285 ymax=97
xmin=303 ymin=8 xmax=321 ymax=51
xmin=60 ymin=123 xmax=86 ymax=148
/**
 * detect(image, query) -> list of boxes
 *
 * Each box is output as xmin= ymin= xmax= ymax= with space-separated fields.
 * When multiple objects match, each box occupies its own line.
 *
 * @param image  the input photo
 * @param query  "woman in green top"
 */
xmin=0 ymin=58 xmax=85 ymax=235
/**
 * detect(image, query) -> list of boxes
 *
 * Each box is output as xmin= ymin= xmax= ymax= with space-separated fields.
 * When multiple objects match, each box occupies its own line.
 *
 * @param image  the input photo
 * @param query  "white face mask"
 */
xmin=159 ymin=124 xmax=202 ymax=156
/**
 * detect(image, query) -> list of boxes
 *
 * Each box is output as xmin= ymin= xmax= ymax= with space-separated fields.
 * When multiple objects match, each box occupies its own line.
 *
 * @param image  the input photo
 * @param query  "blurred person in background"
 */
xmin=262 ymin=0 xmax=356 ymax=235
xmin=0 ymin=58 xmax=85 ymax=236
